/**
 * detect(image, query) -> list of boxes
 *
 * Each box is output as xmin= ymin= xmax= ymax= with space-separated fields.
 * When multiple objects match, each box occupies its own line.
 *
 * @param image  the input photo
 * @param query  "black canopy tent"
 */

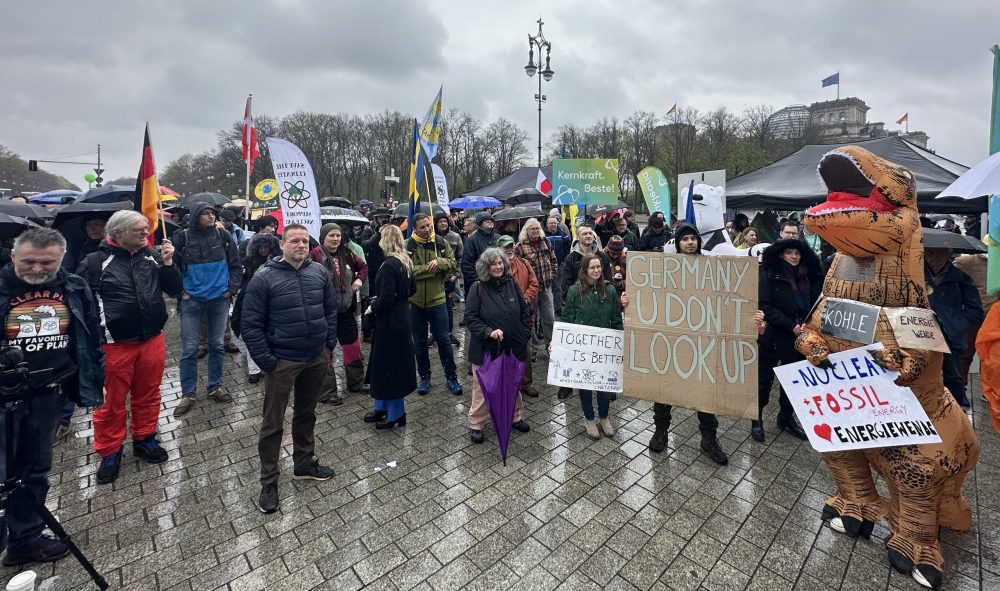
xmin=461 ymin=166 xmax=552 ymax=200
xmin=726 ymin=136 xmax=987 ymax=214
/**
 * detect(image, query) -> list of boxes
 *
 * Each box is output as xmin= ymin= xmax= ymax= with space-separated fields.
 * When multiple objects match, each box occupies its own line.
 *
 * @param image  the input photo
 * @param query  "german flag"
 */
xmin=135 ymin=123 xmax=163 ymax=246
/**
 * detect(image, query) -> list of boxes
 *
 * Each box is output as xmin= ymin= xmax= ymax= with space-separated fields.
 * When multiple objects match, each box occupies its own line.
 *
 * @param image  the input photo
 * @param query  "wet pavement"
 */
xmin=3 ymin=309 xmax=997 ymax=591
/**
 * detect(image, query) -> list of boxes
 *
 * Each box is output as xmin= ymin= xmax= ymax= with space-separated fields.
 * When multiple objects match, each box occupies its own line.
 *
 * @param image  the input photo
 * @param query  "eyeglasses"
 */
xmin=128 ymin=227 xmax=150 ymax=235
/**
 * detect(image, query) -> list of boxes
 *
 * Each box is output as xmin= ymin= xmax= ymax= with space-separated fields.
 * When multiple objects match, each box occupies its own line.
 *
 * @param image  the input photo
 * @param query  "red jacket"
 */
xmin=510 ymin=256 xmax=539 ymax=304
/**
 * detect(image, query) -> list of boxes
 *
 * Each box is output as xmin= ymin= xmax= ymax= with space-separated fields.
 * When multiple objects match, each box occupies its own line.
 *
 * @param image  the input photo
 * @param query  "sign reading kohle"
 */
xmin=624 ymin=253 xmax=758 ymax=419
xmin=773 ymin=344 xmax=942 ymax=452
xmin=551 ymin=159 xmax=620 ymax=206
xmin=548 ymin=322 xmax=624 ymax=393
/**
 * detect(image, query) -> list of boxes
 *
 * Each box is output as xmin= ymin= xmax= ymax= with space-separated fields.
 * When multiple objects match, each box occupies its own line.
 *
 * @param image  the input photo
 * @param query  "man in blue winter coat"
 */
xmin=241 ymin=224 xmax=338 ymax=514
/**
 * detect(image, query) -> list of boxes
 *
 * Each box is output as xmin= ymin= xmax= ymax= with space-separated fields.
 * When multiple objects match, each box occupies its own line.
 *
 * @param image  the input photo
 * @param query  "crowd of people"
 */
xmin=0 ymin=194 xmax=990 ymax=566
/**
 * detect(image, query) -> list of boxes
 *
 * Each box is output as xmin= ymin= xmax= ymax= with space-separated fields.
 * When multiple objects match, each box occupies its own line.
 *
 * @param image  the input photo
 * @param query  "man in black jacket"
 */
xmin=77 ymin=210 xmax=184 ymax=485
xmin=637 ymin=215 xmax=672 ymax=252
xmin=460 ymin=212 xmax=498 ymax=299
xmin=241 ymin=224 xmax=337 ymax=513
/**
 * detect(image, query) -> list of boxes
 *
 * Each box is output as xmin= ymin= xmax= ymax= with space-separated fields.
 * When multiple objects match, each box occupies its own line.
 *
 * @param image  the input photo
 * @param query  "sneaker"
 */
xmin=258 ymin=482 xmax=279 ymax=513
xmin=173 ymin=396 xmax=196 ymax=417
xmin=96 ymin=448 xmax=124 ymax=485
xmin=512 ymin=420 xmax=530 ymax=433
xmin=417 ymin=378 xmax=431 ymax=396
xmin=293 ymin=462 xmax=335 ymax=481
xmin=2 ymin=533 xmax=70 ymax=566
xmin=53 ymin=423 xmax=70 ymax=443
xmin=248 ymin=372 xmax=261 ymax=384
xmin=469 ymin=429 xmax=484 ymax=444
xmin=700 ymin=437 xmax=729 ymax=465
xmin=446 ymin=376 xmax=463 ymax=396
xmin=450 ymin=334 xmax=460 ymax=346
xmin=648 ymin=429 xmax=668 ymax=453
xmin=208 ymin=385 xmax=233 ymax=403
xmin=133 ymin=435 xmax=168 ymax=464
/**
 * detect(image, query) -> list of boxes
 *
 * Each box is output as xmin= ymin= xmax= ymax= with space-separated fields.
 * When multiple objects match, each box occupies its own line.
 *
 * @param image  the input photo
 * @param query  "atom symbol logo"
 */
xmin=281 ymin=181 xmax=311 ymax=209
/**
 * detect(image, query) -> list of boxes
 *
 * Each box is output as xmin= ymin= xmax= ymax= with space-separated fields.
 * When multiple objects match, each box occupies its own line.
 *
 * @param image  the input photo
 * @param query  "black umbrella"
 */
xmin=320 ymin=196 xmax=353 ymax=208
xmin=78 ymin=184 xmax=135 ymax=204
xmin=585 ymin=200 xmax=630 ymax=217
xmin=505 ymin=188 xmax=551 ymax=207
xmin=922 ymin=228 xmax=987 ymax=253
xmin=0 ymin=201 xmax=54 ymax=224
xmin=0 ymin=213 xmax=39 ymax=239
xmin=392 ymin=202 xmax=446 ymax=219
xmin=53 ymin=201 xmax=134 ymax=229
xmin=494 ymin=204 xmax=544 ymax=222
xmin=181 ymin=192 xmax=231 ymax=208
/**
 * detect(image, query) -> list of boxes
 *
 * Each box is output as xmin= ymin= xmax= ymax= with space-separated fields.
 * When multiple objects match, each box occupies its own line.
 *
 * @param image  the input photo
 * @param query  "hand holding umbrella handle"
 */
xmin=490 ymin=329 xmax=504 ymax=341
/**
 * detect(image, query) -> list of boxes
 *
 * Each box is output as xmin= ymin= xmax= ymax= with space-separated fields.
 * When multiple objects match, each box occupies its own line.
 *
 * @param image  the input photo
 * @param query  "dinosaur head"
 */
xmin=804 ymin=146 xmax=919 ymax=258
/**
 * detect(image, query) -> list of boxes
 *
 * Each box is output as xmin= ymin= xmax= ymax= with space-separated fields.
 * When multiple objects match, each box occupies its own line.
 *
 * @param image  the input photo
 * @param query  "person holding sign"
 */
xmin=647 ymin=224 xmax=729 ymax=465
xmin=561 ymin=253 xmax=628 ymax=439
xmin=464 ymin=248 xmax=532 ymax=444
xmin=753 ymin=239 xmax=821 ymax=442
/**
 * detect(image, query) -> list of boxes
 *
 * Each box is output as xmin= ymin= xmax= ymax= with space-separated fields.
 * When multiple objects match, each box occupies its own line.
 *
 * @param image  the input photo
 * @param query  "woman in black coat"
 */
xmin=364 ymin=225 xmax=417 ymax=429
xmin=464 ymin=247 xmax=532 ymax=444
xmin=753 ymin=238 xmax=822 ymax=442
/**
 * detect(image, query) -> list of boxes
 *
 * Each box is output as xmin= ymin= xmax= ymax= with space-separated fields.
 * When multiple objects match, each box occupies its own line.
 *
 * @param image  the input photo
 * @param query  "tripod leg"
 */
xmin=30 ymin=494 xmax=108 ymax=590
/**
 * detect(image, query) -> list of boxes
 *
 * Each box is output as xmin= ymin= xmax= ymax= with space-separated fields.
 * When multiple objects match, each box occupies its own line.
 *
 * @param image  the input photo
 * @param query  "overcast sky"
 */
xmin=2 ymin=0 xmax=998 ymax=189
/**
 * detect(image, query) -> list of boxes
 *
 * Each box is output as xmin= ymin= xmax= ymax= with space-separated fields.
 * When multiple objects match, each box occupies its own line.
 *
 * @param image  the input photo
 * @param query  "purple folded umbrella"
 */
xmin=475 ymin=350 xmax=525 ymax=465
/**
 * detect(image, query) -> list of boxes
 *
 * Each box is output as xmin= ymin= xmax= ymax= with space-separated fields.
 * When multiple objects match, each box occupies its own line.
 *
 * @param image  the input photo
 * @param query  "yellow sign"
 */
xmin=254 ymin=179 xmax=278 ymax=201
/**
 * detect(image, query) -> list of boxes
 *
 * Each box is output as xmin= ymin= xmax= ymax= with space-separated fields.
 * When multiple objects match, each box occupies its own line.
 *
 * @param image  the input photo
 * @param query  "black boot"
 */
xmin=700 ymin=436 xmax=729 ymax=465
xmin=750 ymin=420 xmax=765 ymax=442
xmin=777 ymin=413 xmax=808 ymax=440
xmin=648 ymin=429 xmax=669 ymax=453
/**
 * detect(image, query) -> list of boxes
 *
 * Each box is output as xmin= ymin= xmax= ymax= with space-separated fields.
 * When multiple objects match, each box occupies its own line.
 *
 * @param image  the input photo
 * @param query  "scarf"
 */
xmin=411 ymin=231 xmax=436 ymax=245
xmin=780 ymin=260 xmax=812 ymax=317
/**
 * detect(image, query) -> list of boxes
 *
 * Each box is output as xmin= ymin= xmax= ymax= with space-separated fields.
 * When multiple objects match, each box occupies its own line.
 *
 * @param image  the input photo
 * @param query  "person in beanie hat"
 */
xmin=309 ymin=223 xmax=369 ymax=404
xmin=603 ymin=235 xmax=627 ymax=293
xmin=647 ymin=222 xmax=729 ymax=465
xmin=638 ymin=213 xmax=672 ymax=252
xmin=460 ymin=212 xmax=498 ymax=300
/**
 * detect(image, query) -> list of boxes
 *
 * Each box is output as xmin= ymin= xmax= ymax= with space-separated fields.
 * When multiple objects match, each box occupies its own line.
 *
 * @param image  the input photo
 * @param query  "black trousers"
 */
xmin=942 ymin=351 xmax=968 ymax=404
xmin=758 ymin=351 xmax=796 ymax=420
xmin=652 ymin=402 xmax=718 ymax=438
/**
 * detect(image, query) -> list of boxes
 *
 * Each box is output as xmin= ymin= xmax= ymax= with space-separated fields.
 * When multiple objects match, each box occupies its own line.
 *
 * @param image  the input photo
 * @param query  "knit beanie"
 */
xmin=319 ymin=223 xmax=339 ymax=244
xmin=605 ymin=235 xmax=625 ymax=257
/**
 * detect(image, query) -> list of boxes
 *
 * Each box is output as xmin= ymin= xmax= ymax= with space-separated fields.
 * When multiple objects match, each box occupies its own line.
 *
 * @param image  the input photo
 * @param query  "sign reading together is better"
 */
xmin=624 ymin=253 xmax=758 ymax=419
xmin=547 ymin=322 xmax=624 ymax=393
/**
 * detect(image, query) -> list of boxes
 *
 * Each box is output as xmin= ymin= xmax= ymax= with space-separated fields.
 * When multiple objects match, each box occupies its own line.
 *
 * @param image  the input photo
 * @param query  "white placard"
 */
xmin=773 ymin=344 xmax=942 ymax=453
xmin=266 ymin=137 xmax=323 ymax=240
xmin=884 ymin=307 xmax=951 ymax=353
xmin=548 ymin=321 xmax=624 ymax=393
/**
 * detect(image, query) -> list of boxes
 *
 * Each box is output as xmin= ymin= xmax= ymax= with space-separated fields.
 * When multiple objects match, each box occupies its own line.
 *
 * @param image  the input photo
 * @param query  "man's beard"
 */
xmin=17 ymin=271 xmax=57 ymax=285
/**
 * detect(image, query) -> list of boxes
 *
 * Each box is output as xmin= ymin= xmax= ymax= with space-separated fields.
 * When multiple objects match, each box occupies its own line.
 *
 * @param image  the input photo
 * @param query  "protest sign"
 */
xmin=884 ymin=307 xmax=951 ymax=353
xmin=773 ymin=344 xmax=942 ymax=452
xmin=431 ymin=163 xmax=450 ymax=214
xmin=636 ymin=166 xmax=671 ymax=218
xmin=820 ymin=298 xmax=879 ymax=344
xmin=253 ymin=179 xmax=279 ymax=208
xmin=266 ymin=138 xmax=323 ymax=240
xmin=551 ymin=159 xmax=620 ymax=206
xmin=547 ymin=322 xmax=624 ymax=393
xmin=624 ymin=253 xmax=758 ymax=419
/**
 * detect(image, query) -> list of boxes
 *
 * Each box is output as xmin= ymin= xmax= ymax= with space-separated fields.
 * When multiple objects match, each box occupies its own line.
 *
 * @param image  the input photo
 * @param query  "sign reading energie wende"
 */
xmin=551 ymin=159 xmax=620 ymax=205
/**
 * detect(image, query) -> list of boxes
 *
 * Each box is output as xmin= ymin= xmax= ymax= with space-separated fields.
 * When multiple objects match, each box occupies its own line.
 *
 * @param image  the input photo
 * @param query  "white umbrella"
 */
xmin=936 ymin=150 xmax=1000 ymax=199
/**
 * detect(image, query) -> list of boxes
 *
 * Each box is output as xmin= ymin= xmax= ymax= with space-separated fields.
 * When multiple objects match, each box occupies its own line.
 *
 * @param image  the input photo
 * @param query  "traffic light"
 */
xmin=27 ymin=160 xmax=38 ymax=172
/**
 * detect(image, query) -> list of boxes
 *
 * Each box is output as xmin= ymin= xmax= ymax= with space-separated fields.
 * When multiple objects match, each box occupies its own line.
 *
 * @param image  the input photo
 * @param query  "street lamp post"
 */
xmin=525 ymin=17 xmax=554 ymax=168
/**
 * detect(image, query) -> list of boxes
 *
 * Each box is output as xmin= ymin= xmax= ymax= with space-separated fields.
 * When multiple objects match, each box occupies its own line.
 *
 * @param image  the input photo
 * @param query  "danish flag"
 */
xmin=242 ymin=95 xmax=260 ymax=175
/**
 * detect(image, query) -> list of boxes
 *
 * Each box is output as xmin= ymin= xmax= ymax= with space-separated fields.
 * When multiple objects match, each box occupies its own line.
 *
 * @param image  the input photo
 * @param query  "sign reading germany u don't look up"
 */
xmin=624 ymin=253 xmax=759 ymax=420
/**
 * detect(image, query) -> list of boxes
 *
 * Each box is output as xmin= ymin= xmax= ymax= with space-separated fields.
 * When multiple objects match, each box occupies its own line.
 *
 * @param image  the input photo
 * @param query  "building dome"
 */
xmin=768 ymin=105 xmax=810 ymax=139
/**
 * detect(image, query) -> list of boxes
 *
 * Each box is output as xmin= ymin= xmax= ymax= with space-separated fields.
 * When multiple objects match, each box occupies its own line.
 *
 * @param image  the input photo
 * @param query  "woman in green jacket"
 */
xmin=562 ymin=253 xmax=628 ymax=439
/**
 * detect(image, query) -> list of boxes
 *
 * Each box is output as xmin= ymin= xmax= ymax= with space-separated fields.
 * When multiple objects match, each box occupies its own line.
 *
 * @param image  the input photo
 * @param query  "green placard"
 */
xmin=636 ymin=166 xmax=671 ymax=218
xmin=551 ymin=158 xmax=620 ymax=205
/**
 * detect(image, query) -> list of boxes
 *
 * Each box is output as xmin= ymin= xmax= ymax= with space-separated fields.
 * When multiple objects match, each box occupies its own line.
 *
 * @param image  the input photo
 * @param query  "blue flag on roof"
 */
xmin=821 ymin=72 xmax=840 ymax=87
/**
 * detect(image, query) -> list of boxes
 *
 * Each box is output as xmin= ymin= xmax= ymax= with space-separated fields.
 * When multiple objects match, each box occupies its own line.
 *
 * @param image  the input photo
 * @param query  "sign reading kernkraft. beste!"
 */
xmin=551 ymin=159 xmax=620 ymax=206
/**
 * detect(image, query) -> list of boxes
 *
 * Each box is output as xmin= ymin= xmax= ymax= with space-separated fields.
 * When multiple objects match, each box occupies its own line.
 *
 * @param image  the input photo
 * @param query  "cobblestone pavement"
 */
xmin=2 ymin=309 xmax=997 ymax=591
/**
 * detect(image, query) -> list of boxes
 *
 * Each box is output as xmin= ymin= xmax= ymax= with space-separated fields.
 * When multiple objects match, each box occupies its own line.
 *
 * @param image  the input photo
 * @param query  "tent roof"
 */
xmin=461 ymin=166 xmax=551 ymax=199
xmin=726 ymin=136 xmax=986 ymax=214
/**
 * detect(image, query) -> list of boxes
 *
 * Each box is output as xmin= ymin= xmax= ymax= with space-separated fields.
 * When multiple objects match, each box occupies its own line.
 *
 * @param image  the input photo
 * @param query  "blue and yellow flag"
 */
xmin=407 ymin=118 xmax=426 ymax=236
xmin=419 ymin=85 xmax=443 ymax=161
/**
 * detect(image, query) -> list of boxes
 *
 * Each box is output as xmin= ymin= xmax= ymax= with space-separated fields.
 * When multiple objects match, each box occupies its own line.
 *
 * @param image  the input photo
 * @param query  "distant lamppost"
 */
xmin=525 ymin=17 xmax=554 ymax=168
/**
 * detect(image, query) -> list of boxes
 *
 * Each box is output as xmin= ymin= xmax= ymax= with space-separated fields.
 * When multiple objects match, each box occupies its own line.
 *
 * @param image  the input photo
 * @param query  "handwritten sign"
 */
xmin=820 ymin=298 xmax=879 ymax=344
xmin=884 ymin=307 xmax=951 ymax=353
xmin=773 ymin=344 xmax=942 ymax=452
xmin=547 ymin=322 xmax=624 ymax=393
xmin=624 ymin=253 xmax=758 ymax=419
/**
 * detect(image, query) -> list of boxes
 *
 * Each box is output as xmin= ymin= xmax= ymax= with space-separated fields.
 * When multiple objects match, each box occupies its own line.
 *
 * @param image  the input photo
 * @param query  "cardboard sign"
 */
xmin=773 ymin=344 xmax=942 ymax=453
xmin=884 ymin=307 xmax=951 ymax=353
xmin=624 ymin=253 xmax=758 ymax=419
xmin=551 ymin=159 xmax=620 ymax=206
xmin=820 ymin=298 xmax=879 ymax=344
xmin=547 ymin=322 xmax=624 ymax=393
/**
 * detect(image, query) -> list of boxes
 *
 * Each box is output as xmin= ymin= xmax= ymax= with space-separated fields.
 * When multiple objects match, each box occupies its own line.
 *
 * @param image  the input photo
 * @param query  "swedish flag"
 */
xmin=419 ymin=86 xmax=443 ymax=161
xmin=407 ymin=118 xmax=425 ymax=235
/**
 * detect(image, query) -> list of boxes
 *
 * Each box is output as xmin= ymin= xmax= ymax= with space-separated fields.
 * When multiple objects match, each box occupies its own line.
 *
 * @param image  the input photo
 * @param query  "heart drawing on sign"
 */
xmin=813 ymin=423 xmax=833 ymax=442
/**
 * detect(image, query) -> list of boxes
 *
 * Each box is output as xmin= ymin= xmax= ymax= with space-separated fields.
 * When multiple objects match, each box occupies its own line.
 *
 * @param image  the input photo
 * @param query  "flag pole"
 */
xmin=422 ymin=160 xmax=439 ymax=257
xmin=150 ymin=123 xmax=167 ymax=243
xmin=245 ymin=94 xmax=253 ymax=223
xmin=837 ymin=72 xmax=840 ymax=101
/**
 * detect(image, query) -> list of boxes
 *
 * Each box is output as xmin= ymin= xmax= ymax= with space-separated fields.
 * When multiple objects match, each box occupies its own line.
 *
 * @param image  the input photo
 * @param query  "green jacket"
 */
xmin=562 ymin=280 xmax=623 ymax=330
xmin=406 ymin=236 xmax=456 ymax=308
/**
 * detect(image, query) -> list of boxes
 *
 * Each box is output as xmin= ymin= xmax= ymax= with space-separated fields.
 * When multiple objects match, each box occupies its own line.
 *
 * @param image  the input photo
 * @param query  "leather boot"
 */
xmin=750 ymin=420 xmax=765 ymax=442
xmin=700 ymin=436 xmax=729 ymax=465
xmin=777 ymin=413 xmax=808 ymax=440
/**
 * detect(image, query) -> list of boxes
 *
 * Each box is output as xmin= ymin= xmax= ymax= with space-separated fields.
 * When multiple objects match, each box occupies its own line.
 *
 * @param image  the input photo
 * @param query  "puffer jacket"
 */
xmin=562 ymin=281 xmax=623 ymax=330
xmin=464 ymin=275 xmax=530 ymax=365
xmin=240 ymin=257 xmax=337 ymax=372
xmin=171 ymin=202 xmax=243 ymax=300
xmin=77 ymin=239 xmax=183 ymax=343
xmin=407 ymin=236 xmax=456 ymax=308
xmin=926 ymin=263 xmax=984 ymax=352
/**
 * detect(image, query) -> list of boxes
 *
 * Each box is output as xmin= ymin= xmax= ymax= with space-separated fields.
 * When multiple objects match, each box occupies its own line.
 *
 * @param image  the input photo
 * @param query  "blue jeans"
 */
xmin=411 ymin=303 xmax=457 ymax=379
xmin=444 ymin=280 xmax=457 ymax=332
xmin=0 ymin=390 xmax=66 ymax=547
xmin=373 ymin=398 xmax=405 ymax=421
xmin=179 ymin=296 xmax=229 ymax=396
xmin=578 ymin=389 xmax=611 ymax=421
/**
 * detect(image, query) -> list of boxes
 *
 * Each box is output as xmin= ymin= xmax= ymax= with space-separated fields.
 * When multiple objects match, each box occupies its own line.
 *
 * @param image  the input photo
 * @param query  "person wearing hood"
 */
xmin=241 ymin=224 xmax=338 ymax=513
xmin=60 ymin=213 xmax=107 ymax=273
xmin=76 ymin=211 xmax=183 ymax=485
xmin=623 ymin=210 xmax=641 ymax=238
xmin=647 ymin=223 xmax=729 ymax=465
xmin=232 ymin=231 xmax=281 ymax=383
xmin=638 ymin=214 xmax=672 ymax=252
xmin=435 ymin=212 xmax=464 ymax=341
xmin=753 ymin=238 xmax=821 ymax=442
xmin=310 ymin=223 xmax=369 ymax=404
xmin=170 ymin=202 xmax=244 ymax=417
xmin=461 ymin=212 xmax=499 ymax=299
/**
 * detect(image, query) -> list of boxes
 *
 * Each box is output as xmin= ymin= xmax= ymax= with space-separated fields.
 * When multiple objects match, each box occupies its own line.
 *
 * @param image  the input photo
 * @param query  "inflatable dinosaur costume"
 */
xmin=796 ymin=146 xmax=978 ymax=589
